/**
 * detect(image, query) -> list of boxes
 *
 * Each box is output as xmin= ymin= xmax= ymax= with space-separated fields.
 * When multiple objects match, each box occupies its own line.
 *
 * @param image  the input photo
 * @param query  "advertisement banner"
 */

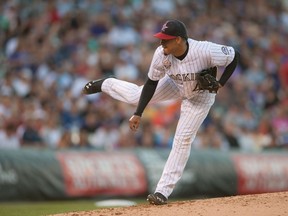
xmin=1 ymin=148 xmax=288 ymax=201
xmin=232 ymin=153 xmax=288 ymax=194
xmin=0 ymin=149 xmax=65 ymax=200
xmin=57 ymin=151 xmax=147 ymax=197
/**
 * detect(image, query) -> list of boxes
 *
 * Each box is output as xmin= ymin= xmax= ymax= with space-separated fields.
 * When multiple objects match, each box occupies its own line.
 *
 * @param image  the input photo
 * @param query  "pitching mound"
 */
xmin=52 ymin=191 xmax=288 ymax=216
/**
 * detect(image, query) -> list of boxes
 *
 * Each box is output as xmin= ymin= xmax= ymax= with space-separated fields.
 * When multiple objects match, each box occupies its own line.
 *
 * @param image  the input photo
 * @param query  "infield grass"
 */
xmin=0 ymin=200 xmax=104 ymax=216
xmin=0 ymin=198 xmax=185 ymax=216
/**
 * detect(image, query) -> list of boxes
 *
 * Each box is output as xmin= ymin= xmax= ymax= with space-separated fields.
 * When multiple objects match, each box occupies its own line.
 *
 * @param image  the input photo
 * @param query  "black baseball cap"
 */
xmin=154 ymin=20 xmax=188 ymax=40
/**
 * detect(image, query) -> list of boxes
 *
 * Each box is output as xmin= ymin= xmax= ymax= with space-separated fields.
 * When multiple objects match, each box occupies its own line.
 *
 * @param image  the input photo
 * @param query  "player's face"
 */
xmin=160 ymin=37 xmax=183 ymax=56
xmin=160 ymin=38 xmax=177 ymax=55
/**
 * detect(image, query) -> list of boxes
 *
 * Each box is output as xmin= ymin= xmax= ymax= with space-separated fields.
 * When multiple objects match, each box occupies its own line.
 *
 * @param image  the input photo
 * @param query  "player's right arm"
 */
xmin=129 ymin=78 xmax=158 ymax=131
xmin=129 ymin=47 xmax=164 ymax=131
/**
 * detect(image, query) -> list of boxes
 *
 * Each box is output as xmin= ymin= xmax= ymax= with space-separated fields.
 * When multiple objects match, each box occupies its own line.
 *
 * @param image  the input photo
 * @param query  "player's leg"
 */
xmin=101 ymin=75 xmax=180 ymax=105
xmin=153 ymin=93 xmax=216 ymax=200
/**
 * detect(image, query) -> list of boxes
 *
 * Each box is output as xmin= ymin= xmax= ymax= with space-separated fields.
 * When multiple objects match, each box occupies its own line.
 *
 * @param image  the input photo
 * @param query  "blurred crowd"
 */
xmin=0 ymin=0 xmax=288 ymax=152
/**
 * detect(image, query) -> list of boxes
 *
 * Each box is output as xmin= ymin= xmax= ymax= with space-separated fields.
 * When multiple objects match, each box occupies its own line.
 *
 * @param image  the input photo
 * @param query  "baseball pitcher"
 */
xmin=82 ymin=19 xmax=239 ymax=205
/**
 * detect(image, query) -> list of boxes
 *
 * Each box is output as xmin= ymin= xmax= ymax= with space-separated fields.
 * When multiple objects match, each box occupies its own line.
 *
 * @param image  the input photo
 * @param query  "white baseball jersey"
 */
xmin=101 ymin=38 xmax=236 ymax=198
xmin=148 ymin=38 xmax=235 ymax=99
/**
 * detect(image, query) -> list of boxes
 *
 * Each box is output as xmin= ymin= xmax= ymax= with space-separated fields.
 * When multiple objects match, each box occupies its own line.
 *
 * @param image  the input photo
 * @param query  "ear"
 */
xmin=176 ymin=36 xmax=183 ymax=44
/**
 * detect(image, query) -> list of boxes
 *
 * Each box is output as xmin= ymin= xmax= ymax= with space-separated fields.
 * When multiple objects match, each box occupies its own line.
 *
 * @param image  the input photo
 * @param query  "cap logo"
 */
xmin=221 ymin=46 xmax=229 ymax=55
xmin=161 ymin=22 xmax=169 ymax=32
xmin=154 ymin=20 xmax=188 ymax=40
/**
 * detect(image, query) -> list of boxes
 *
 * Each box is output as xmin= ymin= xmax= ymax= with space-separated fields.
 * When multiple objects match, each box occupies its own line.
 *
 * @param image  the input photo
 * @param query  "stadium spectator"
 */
xmin=0 ymin=0 xmax=287 ymax=152
xmin=0 ymin=118 xmax=21 ymax=149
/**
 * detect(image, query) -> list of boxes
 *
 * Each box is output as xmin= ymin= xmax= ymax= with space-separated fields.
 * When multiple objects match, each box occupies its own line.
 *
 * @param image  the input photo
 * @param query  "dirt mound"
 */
xmin=52 ymin=191 xmax=288 ymax=216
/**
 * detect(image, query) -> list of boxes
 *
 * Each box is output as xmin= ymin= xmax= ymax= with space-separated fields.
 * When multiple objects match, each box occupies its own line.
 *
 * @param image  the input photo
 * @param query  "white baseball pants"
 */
xmin=102 ymin=76 xmax=215 ymax=198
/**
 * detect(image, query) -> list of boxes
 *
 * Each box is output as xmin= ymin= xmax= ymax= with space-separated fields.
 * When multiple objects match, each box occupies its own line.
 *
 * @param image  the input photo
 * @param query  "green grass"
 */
xmin=0 ymin=198 xmax=189 ymax=216
xmin=0 ymin=200 xmax=100 ymax=216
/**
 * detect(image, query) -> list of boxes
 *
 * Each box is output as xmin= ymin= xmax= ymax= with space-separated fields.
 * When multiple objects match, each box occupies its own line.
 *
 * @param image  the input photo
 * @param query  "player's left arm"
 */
xmin=218 ymin=48 xmax=240 ymax=87
xmin=209 ymin=43 xmax=240 ymax=87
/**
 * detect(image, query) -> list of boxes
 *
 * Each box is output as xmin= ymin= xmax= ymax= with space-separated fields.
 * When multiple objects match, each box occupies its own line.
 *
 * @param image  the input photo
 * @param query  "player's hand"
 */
xmin=129 ymin=115 xmax=141 ymax=131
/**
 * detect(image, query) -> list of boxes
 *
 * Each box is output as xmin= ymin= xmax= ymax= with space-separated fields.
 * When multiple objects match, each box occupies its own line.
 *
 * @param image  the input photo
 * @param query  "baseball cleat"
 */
xmin=147 ymin=192 xmax=168 ymax=205
xmin=82 ymin=78 xmax=107 ymax=95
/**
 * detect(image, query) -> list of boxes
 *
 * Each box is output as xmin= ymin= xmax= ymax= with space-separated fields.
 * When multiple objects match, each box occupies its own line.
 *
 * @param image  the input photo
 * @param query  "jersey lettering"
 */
xmin=169 ymin=73 xmax=196 ymax=81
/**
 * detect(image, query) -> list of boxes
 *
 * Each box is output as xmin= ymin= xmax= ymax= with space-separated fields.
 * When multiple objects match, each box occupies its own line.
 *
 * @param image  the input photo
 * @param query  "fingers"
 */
xmin=130 ymin=123 xmax=138 ymax=131
xmin=129 ymin=121 xmax=139 ymax=131
xmin=129 ymin=115 xmax=141 ymax=131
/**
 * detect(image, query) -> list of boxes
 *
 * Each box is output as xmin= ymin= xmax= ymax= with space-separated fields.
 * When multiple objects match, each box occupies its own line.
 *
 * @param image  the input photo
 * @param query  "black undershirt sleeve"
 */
xmin=218 ymin=49 xmax=240 ymax=86
xmin=134 ymin=78 xmax=159 ymax=117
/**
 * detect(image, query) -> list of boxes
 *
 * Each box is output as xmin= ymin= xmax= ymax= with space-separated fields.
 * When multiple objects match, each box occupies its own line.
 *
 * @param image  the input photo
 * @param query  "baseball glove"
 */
xmin=194 ymin=67 xmax=220 ymax=93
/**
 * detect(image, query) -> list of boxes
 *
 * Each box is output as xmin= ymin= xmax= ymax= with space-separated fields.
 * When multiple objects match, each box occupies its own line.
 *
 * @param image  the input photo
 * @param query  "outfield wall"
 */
xmin=0 ymin=148 xmax=288 ymax=201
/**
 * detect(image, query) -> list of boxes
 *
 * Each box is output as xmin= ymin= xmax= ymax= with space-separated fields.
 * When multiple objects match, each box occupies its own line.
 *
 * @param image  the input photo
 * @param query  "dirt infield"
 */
xmin=52 ymin=191 xmax=288 ymax=216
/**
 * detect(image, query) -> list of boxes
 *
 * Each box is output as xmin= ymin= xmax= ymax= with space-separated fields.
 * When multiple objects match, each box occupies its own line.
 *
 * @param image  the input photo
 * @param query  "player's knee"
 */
xmin=173 ymin=134 xmax=195 ymax=148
